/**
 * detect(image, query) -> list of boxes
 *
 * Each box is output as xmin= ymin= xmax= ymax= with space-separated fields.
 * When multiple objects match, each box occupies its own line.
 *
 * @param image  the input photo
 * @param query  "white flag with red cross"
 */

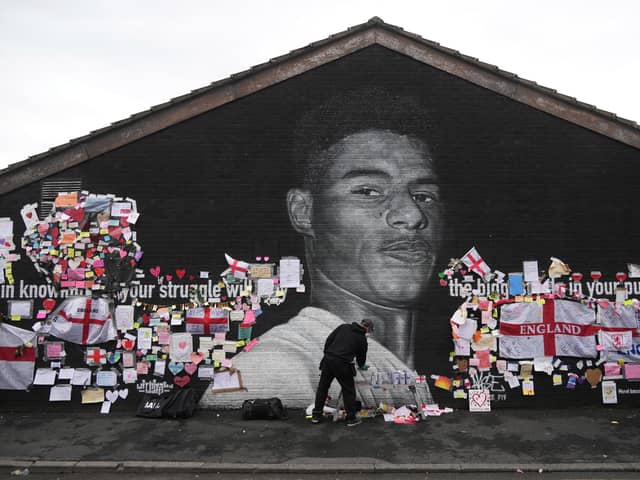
xmin=185 ymin=306 xmax=229 ymax=334
xmin=223 ymin=253 xmax=249 ymax=279
xmin=598 ymin=303 xmax=639 ymax=351
xmin=48 ymin=296 xmax=116 ymax=345
xmin=0 ymin=323 xmax=36 ymax=390
xmin=461 ymin=247 xmax=491 ymax=278
xmin=499 ymin=299 xmax=598 ymax=359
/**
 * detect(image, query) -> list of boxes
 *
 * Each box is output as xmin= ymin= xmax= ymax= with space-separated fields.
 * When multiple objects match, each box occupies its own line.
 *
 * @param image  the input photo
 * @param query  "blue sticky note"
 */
xmin=508 ymin=272 xmax=524 ymax=296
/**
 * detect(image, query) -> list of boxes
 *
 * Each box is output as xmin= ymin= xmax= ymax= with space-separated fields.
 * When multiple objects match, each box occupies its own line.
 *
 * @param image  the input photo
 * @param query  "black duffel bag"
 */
xmin=241 ymin=397 xmax=287 ymax=420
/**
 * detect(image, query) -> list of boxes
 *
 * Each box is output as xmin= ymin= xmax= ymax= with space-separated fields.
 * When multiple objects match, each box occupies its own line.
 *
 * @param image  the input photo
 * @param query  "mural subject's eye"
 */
xmin=351 ymin=187 xmax=383 ymax=197
xmin=411 ymin=191 xmax=439 ymax=204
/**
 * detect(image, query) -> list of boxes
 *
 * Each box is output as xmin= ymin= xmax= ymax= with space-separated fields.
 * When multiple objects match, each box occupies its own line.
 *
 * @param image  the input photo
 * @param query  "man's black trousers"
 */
xmin=313 ymin=356 xmax=357 ymax=420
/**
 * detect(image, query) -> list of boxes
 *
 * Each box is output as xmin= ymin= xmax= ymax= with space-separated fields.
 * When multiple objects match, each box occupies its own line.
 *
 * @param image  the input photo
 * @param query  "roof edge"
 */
xmin=1 ymin=17 xmax=638 ymax=195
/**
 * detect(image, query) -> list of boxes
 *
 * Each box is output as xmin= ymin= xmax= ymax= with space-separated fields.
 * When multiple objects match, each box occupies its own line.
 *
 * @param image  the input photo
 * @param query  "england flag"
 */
xmin=48 ymin=296 xmax=116 ymax=345
xmin=0 ymin=323 xmax=36 ymax=390
xmin=499 ymin=299 xmax=598 ymax=359
xmin=599 ymin=303 xmax=639 ymax=356
xmin=223 ymin=253 xmax=249 ymax=279
xmin=461 ymin=247 xmax=491 ymax=278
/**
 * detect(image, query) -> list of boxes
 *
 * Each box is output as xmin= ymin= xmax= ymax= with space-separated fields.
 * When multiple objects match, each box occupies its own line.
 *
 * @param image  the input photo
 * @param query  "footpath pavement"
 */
xmin=0 ymin=406 xmax=639 ymax=475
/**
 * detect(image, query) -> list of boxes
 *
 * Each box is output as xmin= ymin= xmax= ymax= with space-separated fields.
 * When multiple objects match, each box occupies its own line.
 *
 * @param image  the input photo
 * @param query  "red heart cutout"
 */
xmin=142 ymin=313 xmax=150 ymax=325
xmin=120 ymin=217 xmax=130 ymax=227
xmin=460 ymin=269 xmax=467 ymax=275
xmin=184 ymin=363 xmax=198 ymax=375
xmin=571 ymin=273 xmax=583 ymax=282
xmin=178 ymin=341 xmax=187 ymax=350
xmin=25 ymin=212 xmax=33 ymax=219
xmin=221 ymin=295 xmax=227 ymax=302
xmin=176 ymin=269 xmax=186 ymax=280
xmin=616 ymin=272 xmax=627 ymax=282
xmin=67 ymin=208 xmax=84 ymax=222
xmin=439 ymin=279 xmax=447 ymax=286
xmin=94 ymin=268 xmax=105 ymax=277
xmin=189 ymin=275 xmax=195 ymax=281
xmin=166 ymin=274 xmax=173 ymax=282
xmin=149 ymin=266 xmax=161 ymax=278
xmin=174 ymin=376 xmax=191 ymax=388
xmin=122 ymin=339 xmax=135 ymax=351
xmin=590 ymin=271 xmax=602 ymax=281
xmin=43 ymin=298 xmax=57 ymax=311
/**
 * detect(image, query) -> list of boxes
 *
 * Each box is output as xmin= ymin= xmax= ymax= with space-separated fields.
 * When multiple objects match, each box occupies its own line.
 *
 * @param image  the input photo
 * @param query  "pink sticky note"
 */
xmin=624 ymin=364 xmax=640 ymax=380
xmin=604 ymin=363 xmax=621 ymax=377
xmin=477 ymin=350 xmax=491 ymax=369
xmin=221 ymin=359 xmax=233 ymax=368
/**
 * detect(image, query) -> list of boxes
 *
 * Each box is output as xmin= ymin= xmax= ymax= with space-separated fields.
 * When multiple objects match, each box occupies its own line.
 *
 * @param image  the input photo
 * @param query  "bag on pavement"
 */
xmin=136 ymin=388 xmax=196 ymax=419
xmin=241 ymin=397 xmax=287 ymax=420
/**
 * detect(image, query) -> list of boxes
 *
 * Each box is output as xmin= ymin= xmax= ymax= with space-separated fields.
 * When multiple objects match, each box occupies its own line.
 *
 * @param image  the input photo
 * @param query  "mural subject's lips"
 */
xmin=379 ymin=240 xmax=433 ymax=264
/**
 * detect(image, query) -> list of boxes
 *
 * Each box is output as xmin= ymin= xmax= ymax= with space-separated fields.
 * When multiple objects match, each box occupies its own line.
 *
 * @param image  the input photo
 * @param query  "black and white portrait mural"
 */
xmin=1 ymin=38 xmax=640 ymax=411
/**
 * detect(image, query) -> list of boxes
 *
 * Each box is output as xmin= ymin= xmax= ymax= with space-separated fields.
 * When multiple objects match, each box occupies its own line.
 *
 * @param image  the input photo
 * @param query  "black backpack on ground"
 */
xmin=241 ymin=397 xmax=287 ymax=420
xmin=136 ymin=388 xmax=197 ymax=419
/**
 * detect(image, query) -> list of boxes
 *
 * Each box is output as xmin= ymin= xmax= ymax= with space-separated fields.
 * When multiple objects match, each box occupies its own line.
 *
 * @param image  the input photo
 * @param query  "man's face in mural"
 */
xmin=288 ymin=129 xmax=444 ymax=308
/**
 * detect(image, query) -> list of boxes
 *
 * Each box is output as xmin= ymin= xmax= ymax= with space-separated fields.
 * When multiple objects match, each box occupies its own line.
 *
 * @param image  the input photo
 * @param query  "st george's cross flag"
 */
xmin=461 ymin=247 xmax=491 ymax=278
xmin=499 ymin=299 xmax=598 ymax=358
xmin=48 ymin=296 xmax=116 ymax=345
xmin=0 ymin=323 xmax=37 ymax=390
xmin=598 ymin=303 xmax=639 ymax=352
xmin=222 ymin=253 xmax=249 ymax=279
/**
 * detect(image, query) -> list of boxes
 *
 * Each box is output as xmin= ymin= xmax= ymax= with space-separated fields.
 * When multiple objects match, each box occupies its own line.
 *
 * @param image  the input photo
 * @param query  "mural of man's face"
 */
xmin=289 ymin=129 xmax=444 ymax=308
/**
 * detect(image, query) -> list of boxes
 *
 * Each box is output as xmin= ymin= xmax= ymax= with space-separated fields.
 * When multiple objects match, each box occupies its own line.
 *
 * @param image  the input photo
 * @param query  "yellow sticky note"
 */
xmin=624 ymin=299 xmax=633 ymax=306
xmin=85 ymin=271 xmax=94 ymax=278
xmin=133 ymin=322 xmax=140 ymax=329
xmin=67 ymin=248 xmax=75 ymax=257
xmin=536 ymin=298 xmax=546 ymax=305
xmin=213 ymin=361 xmax=220 ymax=368
xmin=79 ymin=231 xmax=90 ymax=238
xmin=10 ymin=315 xmax=21 ymax=321
xmin=515 ymin=295 xmax=524 ymax=302
xmin=235 ymin=340 xmax=246 ymax=347
xmin=524 ymin=296 xmax=533 ymax=303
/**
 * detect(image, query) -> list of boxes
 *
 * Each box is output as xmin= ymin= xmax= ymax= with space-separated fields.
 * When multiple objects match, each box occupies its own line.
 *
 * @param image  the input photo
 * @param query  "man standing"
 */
xmin=312 ymin=318 xmax=373 ymax=426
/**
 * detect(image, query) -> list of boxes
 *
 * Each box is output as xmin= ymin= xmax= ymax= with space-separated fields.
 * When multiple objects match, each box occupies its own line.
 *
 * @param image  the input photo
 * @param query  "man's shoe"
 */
xmin=346 ymin=417 xmax=362 ymax=427
xmin=311 ymin=413 xmax=323 ymax=424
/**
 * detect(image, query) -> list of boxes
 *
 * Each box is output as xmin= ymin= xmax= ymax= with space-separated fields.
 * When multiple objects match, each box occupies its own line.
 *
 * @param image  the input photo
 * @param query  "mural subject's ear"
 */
xmin=287 ymin=188 xmax=314 ymax=237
